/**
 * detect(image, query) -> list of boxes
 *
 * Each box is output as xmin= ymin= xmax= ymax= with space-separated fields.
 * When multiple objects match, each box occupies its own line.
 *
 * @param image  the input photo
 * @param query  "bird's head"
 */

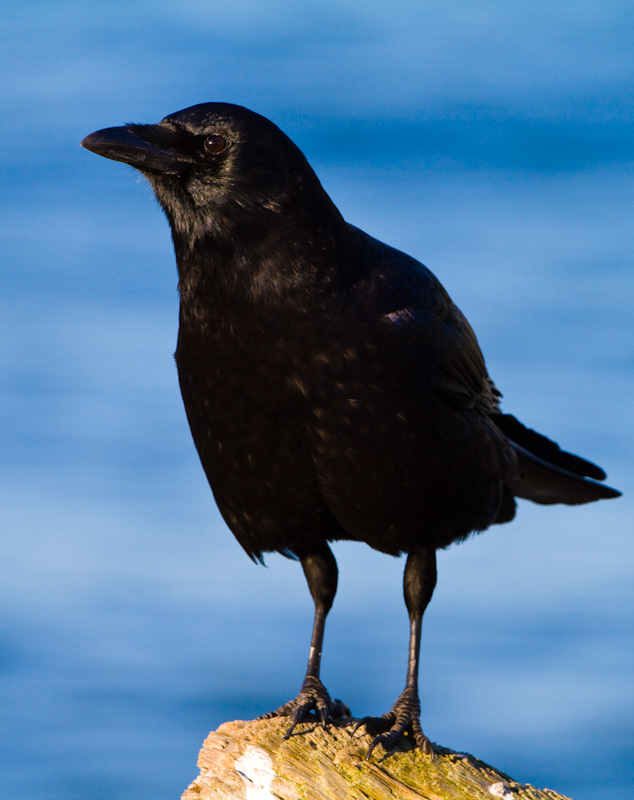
xmin=81 ymin=102 xmax=335 ymax=242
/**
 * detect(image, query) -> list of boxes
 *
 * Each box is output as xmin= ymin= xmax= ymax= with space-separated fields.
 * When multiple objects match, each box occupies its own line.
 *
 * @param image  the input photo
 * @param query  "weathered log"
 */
xmin=182 ymin=717 xmax=572 ymax=800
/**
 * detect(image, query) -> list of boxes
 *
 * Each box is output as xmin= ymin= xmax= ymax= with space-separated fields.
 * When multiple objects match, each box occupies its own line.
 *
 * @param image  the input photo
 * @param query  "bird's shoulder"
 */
xmin=346 ymin=225 xmax=500 ymax=412
xmin=347 ymin=225 xmax=453 ymax=320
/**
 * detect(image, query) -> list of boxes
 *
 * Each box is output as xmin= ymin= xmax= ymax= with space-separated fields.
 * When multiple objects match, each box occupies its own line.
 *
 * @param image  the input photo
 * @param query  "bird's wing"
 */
xmin=348 ymin=230 xmax=621 ymax=507
xmin=351 ymin=232 xmax=500 ymax=413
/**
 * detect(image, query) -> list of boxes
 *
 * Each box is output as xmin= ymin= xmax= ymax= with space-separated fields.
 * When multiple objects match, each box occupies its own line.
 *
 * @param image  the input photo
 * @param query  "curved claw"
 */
xmin=317 ymin=702 xmax=329 ymax=727
xmin=352 ymin=713 xmax=394 ymax=738
xmin=366 ymin=722 xmax=408 ymax=760
xmin=283 ymin=706 xmax=306 ymax=740
xmin=261 ymin=676 xmax=350 ymax=740
xmin=366 ymin=734 xmax=385 ymax=762
xmin=282 ymin=723 xmax=295 ymax=740
xmin=354 ymin=688 xmax=433 ymax=759
xmin=351 ymin=716 xmax=372 ymax=736
xmin=410 ymin=715 xmax=434 ymax=757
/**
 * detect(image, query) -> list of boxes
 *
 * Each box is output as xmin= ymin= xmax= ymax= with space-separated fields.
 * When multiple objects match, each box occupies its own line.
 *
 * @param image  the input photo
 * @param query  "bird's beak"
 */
xmin=80 ymin=125 xmax=191 ymax=176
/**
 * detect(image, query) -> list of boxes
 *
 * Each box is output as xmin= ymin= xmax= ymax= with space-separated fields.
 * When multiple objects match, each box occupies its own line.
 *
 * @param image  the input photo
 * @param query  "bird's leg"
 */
xmin=260 ymin=542 xmax=349 ymax=737
xmin=354 ymin=547 xmax=437 ymax=758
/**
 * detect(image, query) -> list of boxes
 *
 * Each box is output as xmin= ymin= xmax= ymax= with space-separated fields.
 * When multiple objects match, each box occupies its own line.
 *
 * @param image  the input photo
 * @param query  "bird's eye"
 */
xmin=204 ymin=134 xmax=228 ymax=154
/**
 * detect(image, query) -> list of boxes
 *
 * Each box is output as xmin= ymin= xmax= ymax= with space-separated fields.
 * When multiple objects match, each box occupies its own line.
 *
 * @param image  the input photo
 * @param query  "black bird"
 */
xmin=81 ymin=103 xmax=620 ymax=758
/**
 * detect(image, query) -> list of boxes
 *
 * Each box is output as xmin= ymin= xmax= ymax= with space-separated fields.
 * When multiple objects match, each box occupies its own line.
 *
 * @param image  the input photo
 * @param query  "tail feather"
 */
xmin=492 ymin=413 xmax=621 ymax=506
xmin=493 ymin=412 xmax=607 ymax=480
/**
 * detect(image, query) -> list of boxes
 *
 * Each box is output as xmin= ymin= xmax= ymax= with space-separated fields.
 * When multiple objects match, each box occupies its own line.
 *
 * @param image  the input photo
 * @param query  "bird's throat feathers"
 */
xmin=159 ymin=185 xmax=357 ymax=325
xmin=174 ymin=221 xmax=353 ymax=326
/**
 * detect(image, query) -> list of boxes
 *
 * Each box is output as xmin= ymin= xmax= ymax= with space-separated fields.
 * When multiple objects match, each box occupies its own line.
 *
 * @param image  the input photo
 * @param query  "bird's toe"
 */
xmin=354 ymin=687 xmax=433 ymax=759
xmin=260 ymin=675 xmax=350 ymax=738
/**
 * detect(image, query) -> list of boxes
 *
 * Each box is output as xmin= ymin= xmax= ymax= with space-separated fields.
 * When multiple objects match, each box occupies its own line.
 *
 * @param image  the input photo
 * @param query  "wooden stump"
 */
xmin=182 ymin=717 xmax=573 ymax=800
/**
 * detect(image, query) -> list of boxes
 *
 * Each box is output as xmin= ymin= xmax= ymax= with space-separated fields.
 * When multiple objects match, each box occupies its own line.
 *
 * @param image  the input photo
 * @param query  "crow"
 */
xmin=81 ymin=103 xmax=620 ymax=758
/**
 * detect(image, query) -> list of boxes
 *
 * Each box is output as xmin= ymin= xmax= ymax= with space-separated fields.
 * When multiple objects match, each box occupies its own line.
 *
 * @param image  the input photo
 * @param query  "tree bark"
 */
xmin=182 ymin=717 xmax=573 ymax=800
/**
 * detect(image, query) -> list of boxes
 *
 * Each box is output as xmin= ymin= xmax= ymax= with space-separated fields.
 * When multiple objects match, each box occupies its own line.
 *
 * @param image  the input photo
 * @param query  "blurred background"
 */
xmin=1 ymin=1 xmax=632 ymax=798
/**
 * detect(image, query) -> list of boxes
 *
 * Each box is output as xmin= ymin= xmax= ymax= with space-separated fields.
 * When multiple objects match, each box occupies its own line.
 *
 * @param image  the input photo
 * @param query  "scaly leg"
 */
xmin=260 ymin=542 xmax=349 ymax=737
xmin=355 ymin=547 xmax=437 ymax=758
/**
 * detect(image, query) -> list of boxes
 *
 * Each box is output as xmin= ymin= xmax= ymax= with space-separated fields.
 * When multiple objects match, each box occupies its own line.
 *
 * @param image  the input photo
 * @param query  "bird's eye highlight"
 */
xmin=204 ymin=134 xmax=228 ymax=154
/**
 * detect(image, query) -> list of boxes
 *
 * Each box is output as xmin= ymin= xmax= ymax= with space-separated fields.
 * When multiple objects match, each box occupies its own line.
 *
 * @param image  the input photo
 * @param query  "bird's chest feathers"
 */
xmin=175 ymin=294 xmax=334 ymax=532
xmin=174 ymin=268 xmax=329 ymax=486
xmin=177 ymin=312 xmax=306 ymax=424
xmin=175 ymin=239 xmax=336 ymax=409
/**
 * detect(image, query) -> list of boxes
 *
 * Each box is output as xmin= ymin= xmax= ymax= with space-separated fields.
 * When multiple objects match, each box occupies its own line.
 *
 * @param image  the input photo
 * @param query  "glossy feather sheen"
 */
xmin=82 ymin=102 xmax=619 ymax=563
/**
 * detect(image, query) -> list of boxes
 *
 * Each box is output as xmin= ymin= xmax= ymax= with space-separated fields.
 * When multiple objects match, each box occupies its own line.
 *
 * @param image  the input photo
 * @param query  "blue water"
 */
xmin=1 ymin=2 xmax=633 ymax=798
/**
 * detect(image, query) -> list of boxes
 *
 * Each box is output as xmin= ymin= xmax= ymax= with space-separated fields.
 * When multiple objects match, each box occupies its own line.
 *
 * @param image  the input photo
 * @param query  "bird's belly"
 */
xmin=309 ymin=395 xmax=506 ymax=553
xmin=178 ymin=363 xmax=343 ymax=558
xmin=176 ymin=334 xmax=506 ymax=558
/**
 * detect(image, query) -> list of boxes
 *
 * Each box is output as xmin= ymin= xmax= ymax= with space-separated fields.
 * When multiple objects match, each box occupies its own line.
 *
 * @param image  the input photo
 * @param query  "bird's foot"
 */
xmin=353 ymin=687 xmax=433 ymax=760
xmin=259 ymin=675 xmax=350 ymax=739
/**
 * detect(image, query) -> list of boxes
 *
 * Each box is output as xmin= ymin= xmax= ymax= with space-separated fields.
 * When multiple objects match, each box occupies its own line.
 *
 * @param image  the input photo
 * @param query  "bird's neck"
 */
xmin=172 ymin=208 xmax=357 ymax=332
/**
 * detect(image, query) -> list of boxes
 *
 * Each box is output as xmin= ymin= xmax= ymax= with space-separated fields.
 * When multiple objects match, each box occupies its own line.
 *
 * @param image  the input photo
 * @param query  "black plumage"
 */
xmin=81 ymin=103 xmax=620 ymax=757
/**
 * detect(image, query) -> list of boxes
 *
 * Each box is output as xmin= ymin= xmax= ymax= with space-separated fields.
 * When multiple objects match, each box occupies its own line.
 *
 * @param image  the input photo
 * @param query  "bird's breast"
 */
xmin=174 ymin=315 xmax=345 ymax=554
